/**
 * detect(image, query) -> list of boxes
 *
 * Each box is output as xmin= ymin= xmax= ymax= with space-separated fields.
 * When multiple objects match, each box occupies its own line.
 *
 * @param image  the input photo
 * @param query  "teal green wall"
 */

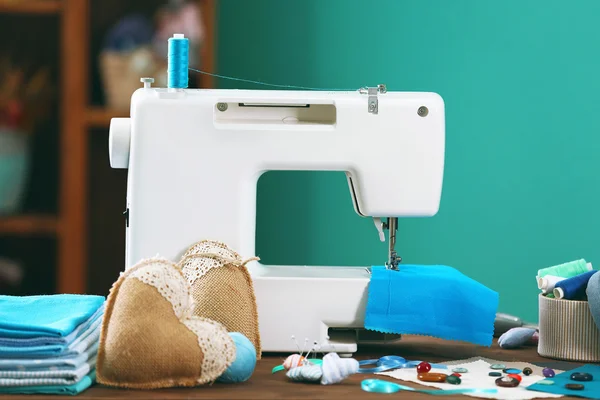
xmin=216 ymin=0 xmax=600 ymax=323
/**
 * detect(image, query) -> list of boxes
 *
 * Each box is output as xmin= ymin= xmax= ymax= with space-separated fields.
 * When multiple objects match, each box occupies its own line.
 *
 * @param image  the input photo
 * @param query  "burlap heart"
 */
xmin=179 ymin=240 xmax=262 ymax=358
xmin=96 ymin=257 xmax=236 ymax=389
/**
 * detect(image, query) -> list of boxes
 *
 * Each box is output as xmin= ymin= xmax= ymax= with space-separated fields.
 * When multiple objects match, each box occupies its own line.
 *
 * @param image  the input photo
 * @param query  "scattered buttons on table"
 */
xmin=507 ymin=373 xmax=522 ymax=383
xmin=538 ymin=380 xmax=554 ymax=385
xmin=490 ymin=364 xmax=506 ymax=370
xmin=542 ymin=368 xmax=555 ymax=378
xmin=417 ymin=362 xmax=431 ymax=373
xmin=452 ymin=368 xmax=468 ymax=373
xmin=495 ymin=377 xmax=520 ymax=388
xmin=565 ymin=383 xmax=584 ymax=390
xmin=522 ymin=367 xmax=533 ymax=376
xmin=570 ymin=372 xmax=593 ymax=381
xmin=446 ymin=375 xmax=461 ymax=385
xmin=417 ymin=373 xmax=447 ymax=383
xmin=489 ymin=372 xmax=502 ymax=377
xmin=503 ymin=368 xmax=521 ymax=374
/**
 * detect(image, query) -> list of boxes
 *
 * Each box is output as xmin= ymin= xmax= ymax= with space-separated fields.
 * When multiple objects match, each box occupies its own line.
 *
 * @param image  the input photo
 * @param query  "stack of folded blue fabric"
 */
xmin=0 ymin=294 xmax=105 ymax=395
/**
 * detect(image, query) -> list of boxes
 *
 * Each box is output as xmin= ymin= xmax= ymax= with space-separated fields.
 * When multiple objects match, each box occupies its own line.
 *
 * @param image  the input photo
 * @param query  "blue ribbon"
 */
xmin=361 ymin=379 xmax=498 ymax=395
xmin=358 ymin=356 xmax=447 ymax=373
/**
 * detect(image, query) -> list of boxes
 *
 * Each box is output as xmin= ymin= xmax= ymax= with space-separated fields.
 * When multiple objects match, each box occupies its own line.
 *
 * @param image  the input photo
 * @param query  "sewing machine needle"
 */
xmin=387 ymin=218 xmax=399 ymax=270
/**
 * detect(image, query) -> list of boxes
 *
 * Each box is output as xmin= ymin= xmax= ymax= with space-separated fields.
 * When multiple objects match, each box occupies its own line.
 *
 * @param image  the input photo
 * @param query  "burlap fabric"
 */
xmin=96 ymin=257 xmax=236 ymax=389
xmin=179 ymin=240 xmax=262 ymax=359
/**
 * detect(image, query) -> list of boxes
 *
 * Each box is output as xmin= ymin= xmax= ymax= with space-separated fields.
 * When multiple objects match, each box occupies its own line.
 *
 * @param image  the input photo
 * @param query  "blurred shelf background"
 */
xmin=0 ymin=0 xmax=215 ymax=296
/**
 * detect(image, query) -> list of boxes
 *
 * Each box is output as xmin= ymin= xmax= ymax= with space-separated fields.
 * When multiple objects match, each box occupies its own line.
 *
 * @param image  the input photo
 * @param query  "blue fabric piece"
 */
xmin=498 ymin=327 xmax=536 ymax=349
xmin=0 ymin=370 xmax=95 ymax=395
xmin=527 ymin=364 xmax=600 ymax=398
xmin=0 ymin=342 xmax=97 ymax=370
xmin=0 ymin=305 xmax=103 ymax=354
xmin=365 ymin=265 xmax=499 ymax=347
xmin=586 ymin=272 xmax=600 ymax=331
xmin=0 ymin=317 xmax=101 ymax=359
xmin=0 ymin=295 xmax=105 ymax=338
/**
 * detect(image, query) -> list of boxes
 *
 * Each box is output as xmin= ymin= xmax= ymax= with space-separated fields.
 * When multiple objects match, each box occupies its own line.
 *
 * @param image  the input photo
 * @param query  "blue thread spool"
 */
xmin=167 ymin=33 xmax=189 ymax=89
xmin=554 ymin=270 xmax=598 ymax=300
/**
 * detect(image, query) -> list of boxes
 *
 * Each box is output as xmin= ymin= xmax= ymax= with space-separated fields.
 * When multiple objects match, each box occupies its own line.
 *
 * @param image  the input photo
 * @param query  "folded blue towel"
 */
xmin=0 ymin=316 xmax=101 ymax=358
xmin=0 ymin=294 xmax=105 ymax=338
xmin=0 ymin=358 xmax=93 ymax=386
xmin=0 ymin=370 xmax=95 ymax=395
xmin=0 ymin=357 xmax=96 ymax=379
xmin=0 ymin=342 xmax=98 ymax=370
xmin=365 ymin=265 xmax=499 ymax=347
xmin=0 ymin=304 xmax=104 ymax=348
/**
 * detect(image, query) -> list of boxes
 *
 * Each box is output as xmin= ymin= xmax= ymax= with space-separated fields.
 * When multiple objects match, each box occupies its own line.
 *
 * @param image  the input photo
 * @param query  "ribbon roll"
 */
xmin=358 ymin=356 xmax=447 ymax=373
xmin=361 ymin=379 xmax=498 ymax=395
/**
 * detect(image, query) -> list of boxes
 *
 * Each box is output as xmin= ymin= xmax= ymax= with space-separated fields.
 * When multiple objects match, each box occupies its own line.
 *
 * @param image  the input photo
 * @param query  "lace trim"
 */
xmin=181 ymin=240 xmax=242 ymax=260
xmin=128 ymin=257 xmax=192 ymax=319
xmin=183 ymin=317 xmax=236 ymax=383
xmin=179 ymin=240 xmax=259 ymax=285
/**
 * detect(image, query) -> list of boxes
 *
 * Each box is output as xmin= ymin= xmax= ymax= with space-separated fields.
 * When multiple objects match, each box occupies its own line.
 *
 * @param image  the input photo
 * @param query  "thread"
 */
xmin=538 ymin=259 xmax=592 ymax=279
xmin=537 ymin=275 xmax=566 ymax=294
xmin=216 ymin=332 xmax=256 ymax=383
xmin=167 ymin=33 xmax=189 ymax=89
xmin=553 ymin=270 xmax=598 ymax=300
xmin=188 ymin=68 xmax=358 ymax=91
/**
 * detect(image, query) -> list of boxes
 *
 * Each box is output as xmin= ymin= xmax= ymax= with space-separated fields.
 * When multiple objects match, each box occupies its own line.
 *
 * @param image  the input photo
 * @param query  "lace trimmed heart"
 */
xmin=96 ymin=257 xmax=236 ymax=389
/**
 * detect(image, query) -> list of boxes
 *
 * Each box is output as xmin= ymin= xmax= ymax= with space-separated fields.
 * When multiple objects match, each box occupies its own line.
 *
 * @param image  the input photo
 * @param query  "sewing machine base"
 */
xmin=252 ymin=265 xmax=401 ymax=355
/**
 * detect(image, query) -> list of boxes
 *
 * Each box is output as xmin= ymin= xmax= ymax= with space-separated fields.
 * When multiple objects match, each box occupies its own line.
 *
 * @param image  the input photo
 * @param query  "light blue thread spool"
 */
xmin=167 ymin=33 xmax=189 ymax=89
xmin=217 ymin=332 xmax=256 ymax=383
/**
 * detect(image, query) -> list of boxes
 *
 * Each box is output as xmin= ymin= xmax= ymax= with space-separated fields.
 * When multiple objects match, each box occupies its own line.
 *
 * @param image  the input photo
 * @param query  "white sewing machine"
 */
xmin=109 ymin=78 xmax=445 ymax=355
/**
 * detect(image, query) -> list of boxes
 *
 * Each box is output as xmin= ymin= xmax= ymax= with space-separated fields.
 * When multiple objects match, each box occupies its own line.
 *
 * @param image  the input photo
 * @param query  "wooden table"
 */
xmin=6 ymin=336 xmax=586 ymax=399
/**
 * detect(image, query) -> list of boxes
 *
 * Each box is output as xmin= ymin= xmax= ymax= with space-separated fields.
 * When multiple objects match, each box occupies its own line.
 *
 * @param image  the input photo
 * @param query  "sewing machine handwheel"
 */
xmin=109 ymin=118 xmax=131 ymax=169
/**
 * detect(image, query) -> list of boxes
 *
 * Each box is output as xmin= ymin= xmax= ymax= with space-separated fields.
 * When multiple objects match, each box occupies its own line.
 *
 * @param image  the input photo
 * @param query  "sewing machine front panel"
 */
xmin=124 ymin=88 xmax=444 ymax=268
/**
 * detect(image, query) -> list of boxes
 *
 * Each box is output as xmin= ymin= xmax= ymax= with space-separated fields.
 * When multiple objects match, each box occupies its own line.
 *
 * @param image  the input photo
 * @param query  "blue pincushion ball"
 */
xmin=217 ymin=332 xmax=256 ymax=383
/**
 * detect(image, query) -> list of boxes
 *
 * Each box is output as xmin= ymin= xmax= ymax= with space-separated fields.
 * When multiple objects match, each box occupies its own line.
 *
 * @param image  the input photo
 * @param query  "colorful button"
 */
xmin=417 ymin=373 xmax=446 ymax=382
xmin=543 ymin=368 xmax=555 ymax=378
xmin=565 ymin=383 xmax=584 ymax=390
xmin=495 ymin=377 xmax=519 ymax=387
xmin=489 ymin=372 xmax=502 ymax=377
xmin=503 ymin=368 xmax=521 ymax=374
xmin=523 ymin=367 xmax=533 ymax=376
xmin=508 ymin=374 xmax=522 ymax=383
xmin=446 ymin=375 xmax=461 ymax=385
xmin=538 ymin=380 xmax=554 ymax=385
xmin=570 ymin=372 xmax=593 ymax=381
xmin=451 ymin=373 xmax=461 ymax=377
xmin=417 ymin=362 xmax=431 ymax=373
xmin=452 ymin=368 xmax=468 ymax=373
xmin=490 ymin=364 xmax=506 ymax=370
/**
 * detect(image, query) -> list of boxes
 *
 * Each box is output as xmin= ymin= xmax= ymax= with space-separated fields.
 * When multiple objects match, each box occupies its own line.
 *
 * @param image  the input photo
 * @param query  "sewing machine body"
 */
xmin=109 ymin=85 xmax=445 ymax=354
